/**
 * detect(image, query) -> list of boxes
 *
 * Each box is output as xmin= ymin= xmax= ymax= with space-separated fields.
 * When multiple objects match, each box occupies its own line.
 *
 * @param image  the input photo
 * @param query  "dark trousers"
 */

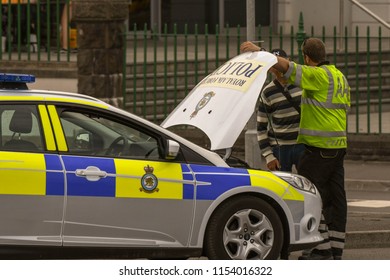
xmin=297 ymin=145 xmax=347 ymax=257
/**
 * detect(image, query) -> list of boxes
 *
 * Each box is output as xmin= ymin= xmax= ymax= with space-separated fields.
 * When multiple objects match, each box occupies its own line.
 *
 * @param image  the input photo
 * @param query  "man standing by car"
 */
xmin=241 ymin=38 xmax=350 ymax=260
xmin=256 ymin=48 xmax=304 ymax=172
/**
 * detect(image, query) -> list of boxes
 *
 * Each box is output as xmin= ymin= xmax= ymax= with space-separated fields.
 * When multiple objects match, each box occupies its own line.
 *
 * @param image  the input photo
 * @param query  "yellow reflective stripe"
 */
xmin=43 ymin=97 xmax=109 ymax=109
xmin=47 ymin=105 xmax=68 ymax=152
xmin=248 ymin=170 xmax=304 ymax=201
xmin=38 ymin=105 xmax=56 ymax=151
xmin=0 ymin=96 xmax=108 ymax=109
xmin=115 ymin=159 xmax=184 ymax=199
xmin=0 ymin=152 xmax=46 ymax=195
xmin=0 ymin=96 xmax=45 ymax=101
xmin=282 ymin=185 xmax=305 ymax=201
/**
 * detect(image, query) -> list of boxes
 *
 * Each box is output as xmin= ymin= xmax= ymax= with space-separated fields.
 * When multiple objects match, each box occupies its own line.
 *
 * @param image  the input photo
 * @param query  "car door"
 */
xmin=0 ymin=103 xmax=65 ymax=246
xmin=48 ymin=104 xmax=195 ymax=247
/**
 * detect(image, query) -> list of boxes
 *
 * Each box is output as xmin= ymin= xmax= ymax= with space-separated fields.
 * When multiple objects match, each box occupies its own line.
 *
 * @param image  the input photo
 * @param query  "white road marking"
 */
xmin=348 ymin=200 xmax=390 ymax=208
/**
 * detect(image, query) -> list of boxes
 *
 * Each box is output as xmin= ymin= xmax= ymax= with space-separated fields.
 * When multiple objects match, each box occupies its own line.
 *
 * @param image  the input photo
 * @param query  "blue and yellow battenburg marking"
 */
xmin=115 ymin=159 xmax=183 ymax=199
xmin=0 ymin=152 xmax=46 ymax=195
xmin=0 ymin=152 xmax=302 ymax=202
xmin=62 ymin=156 xmax=116 ymax=197
xmin=0 ymin=152 xmax=64 ymax=195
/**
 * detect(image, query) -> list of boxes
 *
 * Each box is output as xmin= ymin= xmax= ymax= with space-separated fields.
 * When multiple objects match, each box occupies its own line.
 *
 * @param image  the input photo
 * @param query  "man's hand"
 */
xmin=267 ymin=159 xmax=281 ymax=171
xmin=240 ymin=42 xmax=291 ymax=74
xmin=240 ymin=41 xmax=261 ymax=52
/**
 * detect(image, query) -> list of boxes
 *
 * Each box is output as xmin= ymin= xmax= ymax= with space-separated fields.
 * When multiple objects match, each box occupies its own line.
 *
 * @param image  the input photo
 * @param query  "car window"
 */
xmin=0 ymin=105 xmax=44 ymax=152
xmin=58 ymin=109 xmax=161 ymax=159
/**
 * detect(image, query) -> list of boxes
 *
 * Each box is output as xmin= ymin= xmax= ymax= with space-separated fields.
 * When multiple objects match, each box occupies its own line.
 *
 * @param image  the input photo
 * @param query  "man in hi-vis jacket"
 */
xmin=241 ymin=38 xmax=351 ymax=260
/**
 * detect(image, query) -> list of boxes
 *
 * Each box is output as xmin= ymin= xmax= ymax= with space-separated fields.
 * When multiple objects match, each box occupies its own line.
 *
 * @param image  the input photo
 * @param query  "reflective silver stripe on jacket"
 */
xmin=284 ymin=61 xmax=295 ymax=80
xmin=295 ymin=64 xmax=303 ymax=87
xmin=300 ymin=65 xmax=350 ymax=111
xmin=301 ymin=98 xmax=349 ymax=110
xmin=300 ymin=128 xmax=347 ymax=137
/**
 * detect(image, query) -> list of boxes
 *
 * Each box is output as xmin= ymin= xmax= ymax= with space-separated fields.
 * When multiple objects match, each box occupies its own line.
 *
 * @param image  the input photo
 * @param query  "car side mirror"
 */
xmin=165 ymin=139 xmax=180 ymax=160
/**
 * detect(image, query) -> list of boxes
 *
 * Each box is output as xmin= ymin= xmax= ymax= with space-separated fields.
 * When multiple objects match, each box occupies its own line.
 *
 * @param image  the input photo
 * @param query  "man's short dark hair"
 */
xmin=271 ymin=48 xmax=288 ymax=58
xmin=301 ymin=38 xmax=327 ymax=63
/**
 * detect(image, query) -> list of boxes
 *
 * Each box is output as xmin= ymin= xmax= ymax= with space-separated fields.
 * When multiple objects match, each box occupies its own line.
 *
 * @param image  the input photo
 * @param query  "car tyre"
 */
xmin=204 ymin=195 xmax=283 ymax=260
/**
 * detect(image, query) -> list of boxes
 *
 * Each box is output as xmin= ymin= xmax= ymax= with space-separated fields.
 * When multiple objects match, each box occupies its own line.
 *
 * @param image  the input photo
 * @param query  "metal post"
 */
xmin=219 ymin=0 xmax=225 ymax=31
xmin=150 ymin=0 xmax=161 ymax=36
xmin=244 ymin=0 xmax=262 ymax=169
xmin=339 ymin=0 xmax=344 ymax=50
xmin=296 ymin=12 xmax=306 ymax=64
xmin=246 ymin=0 xmax=255 ymax=41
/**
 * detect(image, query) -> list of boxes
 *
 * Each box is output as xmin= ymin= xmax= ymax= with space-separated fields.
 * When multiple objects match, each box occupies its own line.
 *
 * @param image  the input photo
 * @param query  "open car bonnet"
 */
xmin=161 ymin=51 xmax=277 ymax=151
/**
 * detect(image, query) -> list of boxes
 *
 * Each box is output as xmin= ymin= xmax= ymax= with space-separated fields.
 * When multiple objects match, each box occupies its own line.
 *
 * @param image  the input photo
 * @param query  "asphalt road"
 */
xmin=290 ymin=247 xmax=390 ymax=260
xmin=284 ymin=184 xmax=390 ymax=260
xmin=347 ymin=189 xmax=390 ymax=232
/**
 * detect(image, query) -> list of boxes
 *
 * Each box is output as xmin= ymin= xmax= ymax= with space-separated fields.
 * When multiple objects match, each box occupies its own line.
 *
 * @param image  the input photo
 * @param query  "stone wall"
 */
xmin=72 ymin=0 xmax=129 ymax=107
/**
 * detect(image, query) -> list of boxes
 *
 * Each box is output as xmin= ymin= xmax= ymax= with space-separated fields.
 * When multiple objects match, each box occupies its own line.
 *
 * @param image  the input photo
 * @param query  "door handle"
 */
xmin=75 ymin=166 xmax=107 ymax=182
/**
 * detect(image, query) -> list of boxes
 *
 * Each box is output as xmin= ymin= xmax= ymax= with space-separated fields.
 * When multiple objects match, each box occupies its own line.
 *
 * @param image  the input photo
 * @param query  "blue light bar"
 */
xmin=0 ymin=73 xmax=35 ymax=83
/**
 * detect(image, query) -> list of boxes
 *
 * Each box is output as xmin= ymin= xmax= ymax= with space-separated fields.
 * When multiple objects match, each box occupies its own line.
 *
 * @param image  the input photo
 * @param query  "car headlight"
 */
xmin=273 ymin=171 xmax=317 ymax=194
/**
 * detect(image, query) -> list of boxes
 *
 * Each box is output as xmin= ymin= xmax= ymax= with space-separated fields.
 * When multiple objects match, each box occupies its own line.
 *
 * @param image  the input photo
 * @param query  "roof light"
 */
xmin=0 ymin=73 xmax=35 ymax=83
xmin=0 ymin=73 xmax=35 ymax=90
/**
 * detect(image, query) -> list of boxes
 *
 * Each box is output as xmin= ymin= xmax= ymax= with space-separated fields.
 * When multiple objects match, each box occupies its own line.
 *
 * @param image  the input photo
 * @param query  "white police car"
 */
xmin=0 ymin=51 xmax=322 ymax=260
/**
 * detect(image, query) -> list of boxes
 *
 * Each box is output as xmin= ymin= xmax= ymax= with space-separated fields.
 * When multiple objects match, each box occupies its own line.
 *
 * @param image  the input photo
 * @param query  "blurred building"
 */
xmin=128 ymin=0 xmax=390 ymax=36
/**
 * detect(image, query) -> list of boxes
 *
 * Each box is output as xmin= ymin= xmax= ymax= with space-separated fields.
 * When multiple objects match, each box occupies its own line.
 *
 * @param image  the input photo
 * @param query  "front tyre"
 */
xmin=205 ymin=195 xmax=283 ymax=260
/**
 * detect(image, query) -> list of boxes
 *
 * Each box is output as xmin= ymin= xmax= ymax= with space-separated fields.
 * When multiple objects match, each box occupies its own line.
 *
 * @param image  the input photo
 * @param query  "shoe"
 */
xmin=333 ymin=255 xmax=342 ymax=260
xmin=298 ymin=249 xmax=333 ymax=260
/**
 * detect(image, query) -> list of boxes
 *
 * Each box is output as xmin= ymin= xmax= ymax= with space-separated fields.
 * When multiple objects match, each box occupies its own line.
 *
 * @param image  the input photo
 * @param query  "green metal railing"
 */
xmin=0 ymin=3 xmax=389 ymax=134
xmin=0 ymin=0 xmax=74 ymax=62
xmin=124 ymin=23 xmax=390 ymax=135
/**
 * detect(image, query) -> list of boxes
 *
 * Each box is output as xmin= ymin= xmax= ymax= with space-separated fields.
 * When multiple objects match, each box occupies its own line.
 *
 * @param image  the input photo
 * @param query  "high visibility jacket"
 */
xmin=284 ymin=62 xmax=350 ymax=149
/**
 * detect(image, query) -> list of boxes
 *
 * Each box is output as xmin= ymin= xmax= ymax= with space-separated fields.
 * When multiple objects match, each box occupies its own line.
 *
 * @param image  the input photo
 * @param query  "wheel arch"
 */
xmin=196 ymin=187 xmax=293 ymax=251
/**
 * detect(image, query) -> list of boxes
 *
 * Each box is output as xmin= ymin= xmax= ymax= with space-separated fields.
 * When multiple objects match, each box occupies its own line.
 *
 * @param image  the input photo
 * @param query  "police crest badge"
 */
xmin=140 ymin=165 xmax=159 ymax=193
xmin=190 ymin=91 xmax=216 ymax=119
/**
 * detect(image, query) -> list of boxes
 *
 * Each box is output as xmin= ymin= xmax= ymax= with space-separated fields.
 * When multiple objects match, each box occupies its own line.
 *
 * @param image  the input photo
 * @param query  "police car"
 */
xmin=0 ymin=51 xmax=322 ymax=260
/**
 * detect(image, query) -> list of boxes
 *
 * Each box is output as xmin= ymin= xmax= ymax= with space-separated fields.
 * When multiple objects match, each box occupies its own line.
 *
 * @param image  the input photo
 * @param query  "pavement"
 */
xmin=25 ymin=77 xmax=390 ymax=251
xmin=344 ymin=160 xmax=390 ymax=249
xmin=29 ymin=77 xmax=78 ymax=93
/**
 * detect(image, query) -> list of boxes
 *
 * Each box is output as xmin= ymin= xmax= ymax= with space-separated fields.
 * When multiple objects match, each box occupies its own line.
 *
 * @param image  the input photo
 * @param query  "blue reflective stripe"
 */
xmin=182 ymin=164 xmax=194 ymax=199
xmin=190 ymin=164 xmax=250 ymax=200
xmin=183 ymin=174 xmax=194 ymax=199
xmin=45 ymin=154 xmax=65 ymax=196
xmin=67 ymin=175 xmax=116 ymax=197
xmin=190 ymin=164 xmax=248 ymax=174
xmin=181 ymin=164 xmax=191 ymax=173
xmin=50 ymin=157 xmax=252 ymax=199
xmin=62 ymin=156 xmax=116 ymax=173
xmin=62 ymin=156 xmax=116 ymax=197
xmin=45 ymin=154 xmax=63 ymax=170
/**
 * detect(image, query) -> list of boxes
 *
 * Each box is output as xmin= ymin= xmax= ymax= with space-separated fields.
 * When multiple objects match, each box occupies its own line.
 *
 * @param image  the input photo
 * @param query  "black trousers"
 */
xmin=297 ymin=145 xmax=347 ymax=257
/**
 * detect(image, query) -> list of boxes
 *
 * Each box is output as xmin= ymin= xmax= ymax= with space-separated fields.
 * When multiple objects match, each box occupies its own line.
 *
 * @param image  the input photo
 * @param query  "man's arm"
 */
xmin=273 ymin=56 xmax=290 ymax=74
xmin=240 ymin=41 xmax=261 ymax=52
xmin=240 ymin=41 xmax=291 ymax=74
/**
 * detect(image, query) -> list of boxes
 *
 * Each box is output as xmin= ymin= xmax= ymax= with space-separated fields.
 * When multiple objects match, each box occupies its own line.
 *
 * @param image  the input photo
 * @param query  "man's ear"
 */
xmin=304 ymin=54 xmax=311 ymax=65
